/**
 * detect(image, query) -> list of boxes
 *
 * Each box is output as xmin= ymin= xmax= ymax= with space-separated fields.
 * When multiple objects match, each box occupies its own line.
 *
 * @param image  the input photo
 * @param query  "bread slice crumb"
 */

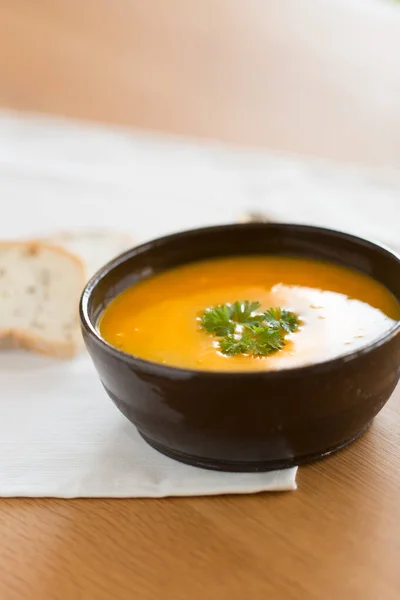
xmin=0 ymin=241 xmax=86 ymax=358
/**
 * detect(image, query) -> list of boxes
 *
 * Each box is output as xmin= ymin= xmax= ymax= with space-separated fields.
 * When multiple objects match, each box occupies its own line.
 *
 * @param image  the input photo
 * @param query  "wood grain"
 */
xmin=0 ymin=391 xmax=399 ymax=600
xmin=0 ymin=1 xmax=400 ymax=598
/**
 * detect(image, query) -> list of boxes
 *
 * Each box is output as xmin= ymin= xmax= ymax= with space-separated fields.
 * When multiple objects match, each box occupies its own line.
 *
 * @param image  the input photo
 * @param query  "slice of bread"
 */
xmin=41 ymin=230 xmax=134 ymax=280
xmin=0 ymin=242 xmax=86 ymax=358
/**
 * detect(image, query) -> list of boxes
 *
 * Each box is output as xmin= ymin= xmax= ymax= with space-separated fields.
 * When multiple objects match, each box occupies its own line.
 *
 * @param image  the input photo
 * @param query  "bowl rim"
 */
xmin=80 ymin=222 xmax=400 ymax=379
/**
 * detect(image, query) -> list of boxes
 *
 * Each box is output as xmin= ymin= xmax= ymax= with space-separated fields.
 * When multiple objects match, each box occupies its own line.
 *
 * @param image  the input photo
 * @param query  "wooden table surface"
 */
xmin=1 ymin=1 xmax=400 ymax=598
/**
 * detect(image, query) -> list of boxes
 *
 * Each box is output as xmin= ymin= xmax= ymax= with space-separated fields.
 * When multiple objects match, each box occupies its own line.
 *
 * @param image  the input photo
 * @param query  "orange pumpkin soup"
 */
xmin=99 ymin=256 xmax=400 ymax=372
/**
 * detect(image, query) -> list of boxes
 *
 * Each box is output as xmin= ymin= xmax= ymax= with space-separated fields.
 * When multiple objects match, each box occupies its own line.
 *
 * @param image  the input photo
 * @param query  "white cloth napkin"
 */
xmin=0 ymin=109 xmax=399 ymax=498
xmin=0 ymin=353 xmax=296 ymax=497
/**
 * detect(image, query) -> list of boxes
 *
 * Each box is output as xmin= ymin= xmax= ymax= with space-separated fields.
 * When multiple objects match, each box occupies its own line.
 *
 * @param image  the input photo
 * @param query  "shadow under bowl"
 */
xmin=80 ymin=223 xmax=400 ymax=471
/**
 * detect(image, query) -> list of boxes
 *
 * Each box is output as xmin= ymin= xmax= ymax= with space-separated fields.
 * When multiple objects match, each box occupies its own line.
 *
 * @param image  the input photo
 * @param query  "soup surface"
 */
xmin=99 ymin=256 xmax=400 ymax=372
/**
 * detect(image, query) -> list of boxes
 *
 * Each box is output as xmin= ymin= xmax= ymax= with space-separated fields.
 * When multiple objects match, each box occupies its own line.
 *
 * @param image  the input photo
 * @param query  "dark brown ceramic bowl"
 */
xmin=80 ymin=223 xmax=400 ymax=471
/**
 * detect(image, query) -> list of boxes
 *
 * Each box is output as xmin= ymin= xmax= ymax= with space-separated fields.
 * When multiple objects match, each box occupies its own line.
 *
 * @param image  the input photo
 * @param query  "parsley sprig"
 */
xmin=200 ymin=301 xmax=299 ymax=357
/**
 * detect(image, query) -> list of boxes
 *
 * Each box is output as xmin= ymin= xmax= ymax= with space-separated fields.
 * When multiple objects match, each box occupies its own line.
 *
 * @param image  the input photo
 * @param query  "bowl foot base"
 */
xmin=138 ymin=422 xmax=372 ymax=472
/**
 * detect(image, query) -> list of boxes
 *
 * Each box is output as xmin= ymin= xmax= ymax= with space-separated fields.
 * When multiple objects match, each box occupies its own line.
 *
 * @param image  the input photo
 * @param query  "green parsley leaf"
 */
xmin=200 ymin=300 xmax=300 ymax=358
xmin=251 ymin=328 xmax=284 ymax=356
xmin=263 ymin=307 xmax=281 ymax=329
xmin=219 ymin=332 xmax=253 ymax=356
xmin=231 ymin=300 xmax=261 ymax=323
xmin=279 ymin=309 xmax=300 ymax=333
xmin=200 ymin=304 xmax=235 ymax=336
xmin=264 ymin=307 xmax=299 ymax=333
